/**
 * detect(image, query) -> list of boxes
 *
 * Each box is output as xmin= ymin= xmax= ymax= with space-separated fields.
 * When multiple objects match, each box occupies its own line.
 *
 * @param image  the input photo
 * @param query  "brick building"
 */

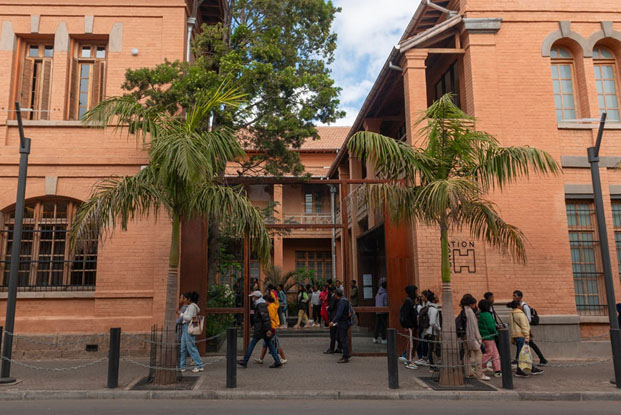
xmin=329 ymin=0 xmax=621 ymax=348
xmin=1 ymin=0 xmax=621 ymax=356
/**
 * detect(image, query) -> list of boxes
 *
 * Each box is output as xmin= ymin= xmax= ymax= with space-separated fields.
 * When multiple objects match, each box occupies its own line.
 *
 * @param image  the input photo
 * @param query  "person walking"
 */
xmin=293 ymin=284 xmax=310 ymax=328
xmin=277 ymin=284 xmax=288 ymax=329
xmin=176 ymin=293 xmax=188 ymax=344
xmin=478 ymin=299 xmax=501 ymax=377
xmin=513 ymin=290 xmax=548 ymax=365
xmin=399 ymin=285 xmax=419 ymax=369
xmin=508 ymin=300 xmax=543 ymax=377
xmin=374 ymin=281 xmax=388 ymax=344
xmin=178 ymin=292 xmax=204 ymax=373
xmin=255 ymin=294 xmax=288 ymax=364
xmin=460 ymin=294 xmax=489 ymax=381
xmin=311 ymin=285 xmax=322 ymax=327
xmin=238 ymin=291 xmax=282 ymax=368
xmin=329 ymin=288 xmax=352 ymax=363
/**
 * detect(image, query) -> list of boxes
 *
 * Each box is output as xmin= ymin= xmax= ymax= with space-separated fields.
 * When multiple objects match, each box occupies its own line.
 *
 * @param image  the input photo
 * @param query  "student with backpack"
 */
xmin=399 ymin=285 xmax=419 ymax=369
xmin=513 ymin=290 xmax=548 ymax=365
xmin=329 ymin=288 xmax=352 ymax=363
xmin=415 ymin=290 xmax=440 ymax=367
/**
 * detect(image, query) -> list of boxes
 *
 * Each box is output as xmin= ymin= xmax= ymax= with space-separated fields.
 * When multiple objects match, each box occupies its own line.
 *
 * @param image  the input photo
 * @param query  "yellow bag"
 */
xmin=518 ymin=344 xmax=533 ymax=372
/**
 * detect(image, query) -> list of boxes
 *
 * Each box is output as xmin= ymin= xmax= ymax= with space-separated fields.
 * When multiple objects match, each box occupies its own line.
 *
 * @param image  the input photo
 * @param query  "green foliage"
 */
xmin=205 ymin=284 xmax=236 ymax=337
xmin=292 ymin=267 xmax=325 ymax=288
xmin=347 ymin=94 xmax=561 ymax=282
xmin=263 ymin=265 xmax=297 ymax=292
xmin=118 ymin=0 xmax=344 ymax=176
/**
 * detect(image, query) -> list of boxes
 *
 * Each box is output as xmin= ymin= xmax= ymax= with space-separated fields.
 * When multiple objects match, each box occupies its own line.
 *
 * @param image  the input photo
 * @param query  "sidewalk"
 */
xmin=1 ymin=337 xmax=620 ymax=401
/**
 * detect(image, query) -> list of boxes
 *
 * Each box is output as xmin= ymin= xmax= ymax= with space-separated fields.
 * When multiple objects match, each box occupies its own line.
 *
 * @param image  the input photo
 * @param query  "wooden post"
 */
xmin=243 ymin=235 xmax=250 ymax=350
xmin=340 ymin=180 xmax=352 ymax=353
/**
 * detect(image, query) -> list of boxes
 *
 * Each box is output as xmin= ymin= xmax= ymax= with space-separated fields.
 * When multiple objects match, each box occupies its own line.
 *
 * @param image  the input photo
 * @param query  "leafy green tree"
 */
xmin=122 ymin=0 xmax=343 ymax=176
xmin=71 ymin=84 xmax=271 ymax=384
xmin=348 ymin=94 xmax=559 ymax=384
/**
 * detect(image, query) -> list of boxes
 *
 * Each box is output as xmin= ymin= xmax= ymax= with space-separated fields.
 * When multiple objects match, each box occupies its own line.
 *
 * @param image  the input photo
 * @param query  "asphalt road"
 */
xmin=1 ymin=400 xmax=620 ymax=415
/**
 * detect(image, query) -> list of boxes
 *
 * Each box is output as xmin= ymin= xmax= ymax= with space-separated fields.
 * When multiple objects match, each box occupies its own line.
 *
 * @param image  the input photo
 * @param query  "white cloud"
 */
xmin=321 ymin=0 xmax=420 ymax=126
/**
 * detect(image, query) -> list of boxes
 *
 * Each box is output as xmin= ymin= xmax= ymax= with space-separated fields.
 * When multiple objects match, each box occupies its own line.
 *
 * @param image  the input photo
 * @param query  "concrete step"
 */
xmin=276 ymin=326 xmax=371 ymax=338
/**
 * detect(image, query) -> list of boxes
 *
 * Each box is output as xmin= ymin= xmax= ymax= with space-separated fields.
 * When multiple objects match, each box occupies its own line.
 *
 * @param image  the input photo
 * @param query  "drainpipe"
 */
xmin=186 ymin=17 xmax=197 ymax=62
xmin=329 ymin=184 xmax=337 ymax=279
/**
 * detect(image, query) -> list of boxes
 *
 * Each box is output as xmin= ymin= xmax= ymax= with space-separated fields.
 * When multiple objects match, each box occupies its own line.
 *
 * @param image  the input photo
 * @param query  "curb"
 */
xmin=0 ymin=389 xmax=620 ymax=401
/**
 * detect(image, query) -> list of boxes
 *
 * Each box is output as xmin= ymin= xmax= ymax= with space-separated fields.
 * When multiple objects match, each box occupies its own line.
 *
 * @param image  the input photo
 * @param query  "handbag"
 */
xmin=187 ymin=304 xmax=204 ymax=336
xmin=518 ymin=344 xmax=533 ymax=372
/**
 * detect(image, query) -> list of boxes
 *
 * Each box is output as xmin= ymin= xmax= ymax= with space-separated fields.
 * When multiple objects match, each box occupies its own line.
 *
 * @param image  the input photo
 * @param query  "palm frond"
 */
xmin=413 ymin=178 xmax=481 ymax=224
xmin=185 ymin=82 xmax=246 ymax=132
xmin=191 ymin=185 xmax=272 ymax=265
xmin=81 ymin=95 xmax=165 ymax=144
xmin=347 ymin=131 xmax=432 ymax=182
xmin=69 ymin=167 xmax=167 ymax=253
xmin=457 ymin=198 xmax=527 ymax=263
xmin=471 ymin=144 xmax=561 ymax=191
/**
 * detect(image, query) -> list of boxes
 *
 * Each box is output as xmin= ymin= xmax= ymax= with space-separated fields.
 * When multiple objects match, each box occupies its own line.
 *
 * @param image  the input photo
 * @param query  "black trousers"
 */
xmin=374 ymin=313 xmax=388 ymax=340
xmin=313 ymin=304 xmax=322 ymax=324
xmin=336 ymin=324 xmax=350 ymax=358
xmin=329 ymin=324 xmax=342 ymax=351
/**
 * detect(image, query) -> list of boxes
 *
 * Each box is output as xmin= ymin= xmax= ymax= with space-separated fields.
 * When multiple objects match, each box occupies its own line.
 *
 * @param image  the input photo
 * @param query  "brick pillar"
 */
xmin=403 ymin=49 xmax=429 ymax=146
xmin=349 ymin=157 xmax=362 ymax=285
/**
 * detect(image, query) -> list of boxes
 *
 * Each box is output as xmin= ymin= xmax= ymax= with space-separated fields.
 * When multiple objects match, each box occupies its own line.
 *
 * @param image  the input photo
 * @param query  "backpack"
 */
xmin=399 ymin=298 xmax=417 ymax=328
xmin=455 ymin=308 xmax=467 ymax=339
xmin=529 ymin=305 xmax=540 ymax=326
xmin=418 ymin=305 xmax=430 ymax=330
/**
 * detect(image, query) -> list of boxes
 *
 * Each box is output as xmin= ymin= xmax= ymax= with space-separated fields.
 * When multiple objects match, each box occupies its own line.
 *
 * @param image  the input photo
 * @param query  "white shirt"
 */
xmin=181 ymin=303 xmax=199 ymax=324
xmin=520 ymin=301 xmax=532 ymax=323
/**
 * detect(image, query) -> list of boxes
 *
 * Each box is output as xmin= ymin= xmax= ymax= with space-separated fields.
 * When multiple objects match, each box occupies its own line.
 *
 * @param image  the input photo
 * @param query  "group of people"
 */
xmin=293 ymin=279 xmax=358 ymax=329
xmin=399 ymin=287 xmax=547 ymax=380
xmin=238 ymin=286 xmax=288 ymax=368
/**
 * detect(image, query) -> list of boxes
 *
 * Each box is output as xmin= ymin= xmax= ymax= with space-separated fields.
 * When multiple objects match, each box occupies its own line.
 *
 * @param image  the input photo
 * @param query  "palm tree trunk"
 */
xmin=438 ymin=223 xmax=464 ymax=386
xmin=154 ymin=215 xmax=181 ymax=385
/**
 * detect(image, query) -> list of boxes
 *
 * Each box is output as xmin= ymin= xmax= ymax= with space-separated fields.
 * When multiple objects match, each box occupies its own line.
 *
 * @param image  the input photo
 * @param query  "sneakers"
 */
xmin=372 ymin=338 xmax=378 ymax=344
xmin=515 ymin=370 xmax=528 ymax=377
xmin=405 ymin=363 xmax=418 ymax=370
xmin=380 ymin=339 xmax=387 ymax=344
xmin=179 ymin=368 xmax=187 ymax=372
xmin=254 ymin=358 xmax=264 ymax=364
xmin=479 ymin=375 xmax=491 ymax=381
xmin=192 ymin=367 xmax=204 ymax=373
xmin=398 ymin=356 xmax=408 ymax=364
xmin=414 ymin=359 xmax=428 ymax=366
xmin=237 ymin=360 xmax=247 ymax=368
xmin=539 ymin=359 xmax=549 ymax=366
xmin=337 ymin=358 xmax=349 ymax=363
xmin=269 ymin=362 xmax=283 ymax=368
xmin=531 ymin=367 xmax=544 ymax=375
xmin=280 ymin=359 xmax=288 ymax=364
xmin=494 ymin=371 xmax=502 ymax=378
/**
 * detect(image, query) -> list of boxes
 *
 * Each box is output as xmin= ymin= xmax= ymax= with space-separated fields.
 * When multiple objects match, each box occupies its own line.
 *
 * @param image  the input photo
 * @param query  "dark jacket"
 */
xmin=253 ymin=300 xmax=272 ymax=340
xmin=327 ymin=293 xmax=338 ymax=320
xmin=332 ymin=297 xmax=351 ymax=327
xmin=400 ymin=285 xmax=418 ymax=329
xmin=617 ymin=303 xmax=621 ymax=327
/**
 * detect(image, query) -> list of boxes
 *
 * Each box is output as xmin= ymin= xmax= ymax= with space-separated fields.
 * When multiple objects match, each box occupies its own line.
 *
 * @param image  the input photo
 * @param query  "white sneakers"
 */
xmin=254 ymin=358 xmax=264 ymax=364
xmin=191 ymin=367 xmax=204 ymax=373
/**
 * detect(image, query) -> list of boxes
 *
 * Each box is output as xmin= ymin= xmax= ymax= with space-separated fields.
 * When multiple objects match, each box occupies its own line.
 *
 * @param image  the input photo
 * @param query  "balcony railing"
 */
xmin=283 ymin=213 xmax=334 ymax=225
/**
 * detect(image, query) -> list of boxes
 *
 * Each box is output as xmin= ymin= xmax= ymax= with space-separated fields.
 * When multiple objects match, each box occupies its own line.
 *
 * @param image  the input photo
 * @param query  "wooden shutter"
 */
xmin=90 ymin=61 xmax=103 ymax=110
xmin=68 ymin=59 xmax=79 ymax=120
xmin=19 ymin=59 xmax=34 ymax=111
xmin=39 ymin=60 xmax=52 ymax=120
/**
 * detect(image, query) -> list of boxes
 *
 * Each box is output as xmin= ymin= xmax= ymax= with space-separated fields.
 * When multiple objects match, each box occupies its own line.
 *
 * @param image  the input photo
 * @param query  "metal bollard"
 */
xmin=387 ymin=328 xmax=399 ymax=389
xmin=107 ymin=328 xmax=121 ymax=389
xmin=498 ymin=328 xmax=514 ymax=390
xmin=226 ymin=327 xmax=237 ymax=388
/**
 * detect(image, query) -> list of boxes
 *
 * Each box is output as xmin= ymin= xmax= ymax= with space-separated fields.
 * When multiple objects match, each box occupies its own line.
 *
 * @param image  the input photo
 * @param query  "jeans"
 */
xmin=374 ymin=313 xmax=388 ymax=340
xmin=243 ymin=336 xmax=280 ymax=364
xmin=179 ymin=324 xmax=203 ymax=369
xmin=278 ymin=307 xmax=287 ymax=327
xmin=336 ymin=324 xmax=350 ymax=359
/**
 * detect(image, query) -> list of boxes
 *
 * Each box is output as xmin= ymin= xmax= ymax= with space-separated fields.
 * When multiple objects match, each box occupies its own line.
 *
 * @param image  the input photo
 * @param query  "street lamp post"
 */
xmin=0 ymin=102 xmax=32 ymax=383
xmin=587 ymin=112 xmax=621 ymax=389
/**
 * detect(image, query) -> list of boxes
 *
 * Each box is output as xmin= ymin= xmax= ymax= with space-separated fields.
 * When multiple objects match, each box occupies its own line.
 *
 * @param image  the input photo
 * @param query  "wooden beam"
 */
xmin=427 ymin=48 xmax=465 ymax=54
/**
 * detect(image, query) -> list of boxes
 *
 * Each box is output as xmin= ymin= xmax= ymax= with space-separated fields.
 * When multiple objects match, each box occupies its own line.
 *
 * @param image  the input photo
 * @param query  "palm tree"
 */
xmin=348 ymin=94 xmax=560 ymax=385
xmin=70 ymin=84 xmax=271 ymax=384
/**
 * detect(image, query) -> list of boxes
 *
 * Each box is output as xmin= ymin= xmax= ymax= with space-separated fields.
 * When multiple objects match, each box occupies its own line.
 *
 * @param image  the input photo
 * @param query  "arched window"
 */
xmin=551 ymin=46 xmax=577 ymax=122
xmin=593 ymin=46 xmax=620 ymax=121
xmin=0 ymin=198 xmax=97 ymax=291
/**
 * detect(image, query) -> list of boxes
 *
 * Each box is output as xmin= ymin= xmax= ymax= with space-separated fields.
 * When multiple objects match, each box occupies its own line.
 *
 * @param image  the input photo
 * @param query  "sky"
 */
xmin=326 ymin=0 xmax=420 ymax=126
